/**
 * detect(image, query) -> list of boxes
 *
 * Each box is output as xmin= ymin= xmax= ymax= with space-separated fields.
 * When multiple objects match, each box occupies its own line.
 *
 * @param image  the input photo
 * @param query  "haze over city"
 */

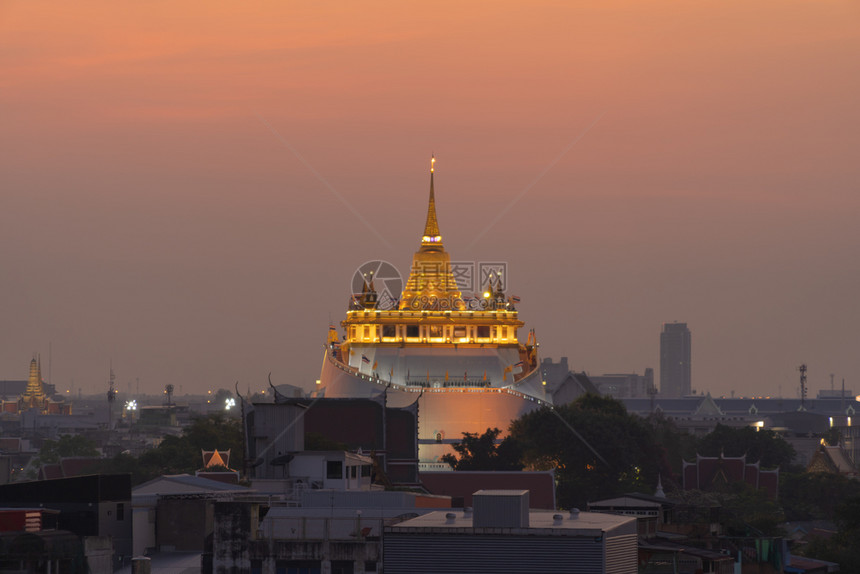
xmin=2 ymin=1 xmax=858 ymax=398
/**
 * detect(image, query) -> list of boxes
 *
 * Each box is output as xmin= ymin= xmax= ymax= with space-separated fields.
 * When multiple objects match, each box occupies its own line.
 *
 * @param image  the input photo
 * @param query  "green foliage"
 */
xmin=697 ymin=424 xmax=795 ymax=470
xmin=671 ymin=485 xmax=785 ymax=537
xmin=440 ymin=428 xmax=523 ymax=471
xmin=509 ymin=395 xmax=669 ymax=509
xmin=36 ymin=434 xmax=99 ymax=464
xmin=644 ymin=413 xmax=698 ymax=477
xmin=96 ymin=413 xmax=244 ymax=485
xmin=780 ymin=472 xmax=860 ymax=521
xmin=798 ymin=494 xmax=860 ymax=571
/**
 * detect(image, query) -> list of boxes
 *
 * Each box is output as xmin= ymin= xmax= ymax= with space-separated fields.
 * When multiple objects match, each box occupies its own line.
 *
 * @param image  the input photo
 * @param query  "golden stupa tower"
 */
xmin=322 ymin=157 xmax=548 ymax=466
xmin=22 ymin=356 xmax=46 ymax=409
xmin=398 ymin=156 xmax=464 ymax=310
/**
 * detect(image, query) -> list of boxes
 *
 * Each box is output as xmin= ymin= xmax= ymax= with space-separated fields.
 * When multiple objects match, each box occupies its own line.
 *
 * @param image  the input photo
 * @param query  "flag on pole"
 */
xmin=361 ymin=355 xmax=370 ymax=364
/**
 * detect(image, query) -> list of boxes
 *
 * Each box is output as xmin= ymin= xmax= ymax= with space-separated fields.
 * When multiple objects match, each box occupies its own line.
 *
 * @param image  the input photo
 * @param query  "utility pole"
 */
xmin=107 ymin=365 xmax=117 ymax=430
xmin=798 ymin=364 xmax=808 ymax=411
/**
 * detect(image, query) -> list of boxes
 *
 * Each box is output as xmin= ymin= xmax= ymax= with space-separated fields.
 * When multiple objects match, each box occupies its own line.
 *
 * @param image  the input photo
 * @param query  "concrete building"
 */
xmin=132 ymin=473 xmax=252 ymax=556
xmin=208 ymin=489 xmax=453 ymax=574
xmin=0 ymin=474 xmax=132 ymax=570
xmin=590 ymin=369 xmax=655 ymax=399
xmin=660 ymin=322 xmax=691 ymax=397
xmin=384 ymin=490 xmax=637 ymax=574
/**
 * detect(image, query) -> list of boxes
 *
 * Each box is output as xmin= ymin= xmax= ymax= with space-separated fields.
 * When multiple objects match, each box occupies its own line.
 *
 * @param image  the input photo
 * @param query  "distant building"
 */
xmin=591 ymin=369 xmax=654 ymax=399
xmin=540 ymin=357 xmax=600 ymax=405
xmin=660 ymin=323 xmax=691 ymax=397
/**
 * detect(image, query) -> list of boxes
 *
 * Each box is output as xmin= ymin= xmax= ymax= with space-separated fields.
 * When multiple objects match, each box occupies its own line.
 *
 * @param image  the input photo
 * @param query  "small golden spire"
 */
xmin=422 ymin=155 xmax=441 ymax=241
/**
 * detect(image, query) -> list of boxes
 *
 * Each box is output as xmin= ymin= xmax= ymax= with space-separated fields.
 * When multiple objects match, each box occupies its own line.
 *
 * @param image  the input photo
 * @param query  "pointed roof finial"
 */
xmin=422 ymin=155 xmax=441 ymax=241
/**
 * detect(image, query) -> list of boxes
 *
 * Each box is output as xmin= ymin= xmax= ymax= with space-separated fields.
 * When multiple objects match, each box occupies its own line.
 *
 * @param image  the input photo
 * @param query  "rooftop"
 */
xmin=389 ymin=508 xmax=635 ymax=536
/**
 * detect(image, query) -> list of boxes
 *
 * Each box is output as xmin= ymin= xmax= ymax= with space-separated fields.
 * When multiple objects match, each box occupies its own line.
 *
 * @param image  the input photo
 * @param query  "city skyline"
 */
xmin=2 ymin=1 xmax=858 ymax=398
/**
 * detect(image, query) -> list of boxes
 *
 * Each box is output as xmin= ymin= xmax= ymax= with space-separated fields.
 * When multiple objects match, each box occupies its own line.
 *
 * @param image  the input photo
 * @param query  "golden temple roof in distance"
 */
xmin=398 ymin=157 xmax=464 ymax=310
xmin=23 ymin=356 xmax=45 ymax=400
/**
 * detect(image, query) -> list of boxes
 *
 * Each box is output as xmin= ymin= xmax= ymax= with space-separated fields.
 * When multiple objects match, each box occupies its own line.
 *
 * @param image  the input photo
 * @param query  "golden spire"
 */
xmin=24 ymin=355 xmax=46 ymax=403
xmin=399 ymin=156 xmax=463 ymax=309
xmin=422 ymin=155 xmax=441 ymax=242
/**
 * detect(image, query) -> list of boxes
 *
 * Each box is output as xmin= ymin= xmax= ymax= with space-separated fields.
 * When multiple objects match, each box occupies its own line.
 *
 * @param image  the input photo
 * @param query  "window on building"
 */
xmin=453 ymin=327 xmax=466 ymax=338
xmin=406 ymin=325 xmax=419 ymax=338
xmin=477 ymin=326 xmax=490 ymax=338
xmin=382 ymin=325 xmax=396 ymax=338
xmin=350 ymin=466 xmax=357 ymax=479
xmin=429 ymin=325 xmax=442 ymax=337
xmin=116 ymin=503 xmax=124 ymax=521
xmin=361 ymin=465 xmax=371 ymax=477
xmin=326 ymin=460 xmax=343 ymax=479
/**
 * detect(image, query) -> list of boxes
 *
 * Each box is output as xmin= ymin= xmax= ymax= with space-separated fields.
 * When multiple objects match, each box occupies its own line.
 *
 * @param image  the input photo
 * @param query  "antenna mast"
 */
xmin=798 ymin=364 xmax=807 ymax=411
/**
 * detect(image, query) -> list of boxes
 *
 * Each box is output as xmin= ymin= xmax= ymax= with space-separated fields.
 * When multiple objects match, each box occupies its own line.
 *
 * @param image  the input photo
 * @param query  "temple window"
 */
xmin=382 ymin=325 xmax=396 ymax=338
xmin=406 ymin=325 xmax=419 ymax=338
xmin=477 ymin=326 xmax=490 ymax=338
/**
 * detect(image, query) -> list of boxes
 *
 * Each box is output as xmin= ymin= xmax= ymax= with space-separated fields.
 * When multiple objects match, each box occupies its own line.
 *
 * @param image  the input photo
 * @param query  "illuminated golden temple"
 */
xmin=1 ymin=356 xmax=72 ymax=415
xmin=320 ymin=158 xmax=549 ymax=465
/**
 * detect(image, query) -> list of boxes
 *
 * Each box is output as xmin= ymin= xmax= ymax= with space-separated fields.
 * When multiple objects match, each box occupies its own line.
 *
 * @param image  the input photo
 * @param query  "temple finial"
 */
xmin=422 ymin=155 xmax=441 ymax=242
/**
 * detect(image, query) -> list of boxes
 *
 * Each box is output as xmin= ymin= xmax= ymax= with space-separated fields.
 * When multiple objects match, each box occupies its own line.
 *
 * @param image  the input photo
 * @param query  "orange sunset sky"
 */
xmin=1 ymin=1 xmax=859 ymax=398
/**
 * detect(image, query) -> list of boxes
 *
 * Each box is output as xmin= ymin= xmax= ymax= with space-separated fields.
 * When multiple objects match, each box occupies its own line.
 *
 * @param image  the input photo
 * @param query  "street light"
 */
xmin=225 ymin=397 xmax=236 ymax=411
xmin=125 ymin=399 xmax=137 ymax=425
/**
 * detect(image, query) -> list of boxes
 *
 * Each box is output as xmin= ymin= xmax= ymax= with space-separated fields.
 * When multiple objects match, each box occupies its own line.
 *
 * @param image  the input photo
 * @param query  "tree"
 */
xmin=780 ymin=471 xmax=860 ymax=522
xmin=509 ymin=394 xmax=669 ymax=509
xmin=644 ymin=412 xmax=698 ymax=479
xmin=36 ymin=434 xmax=99 ymax=463
xmin=440 ymin=428 xmax=523 ymax=471
xmin=799 ymin=494 xmax=860 ymax=571
xmin=96 ymin=412 xmax=244 ymax=484
xmin=697 ymin=424 xmax=795 ymax=471
xmin=27 ymin=434 xmax=101 ymax=479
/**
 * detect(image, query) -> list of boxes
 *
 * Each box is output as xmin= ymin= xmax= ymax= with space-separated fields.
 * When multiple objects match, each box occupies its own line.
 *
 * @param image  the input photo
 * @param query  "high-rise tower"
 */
xmin=660 ymin=322 xmax=691 ymax=397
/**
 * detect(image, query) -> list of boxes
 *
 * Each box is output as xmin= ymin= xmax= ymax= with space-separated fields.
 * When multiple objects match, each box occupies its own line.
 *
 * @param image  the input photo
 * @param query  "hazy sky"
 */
xmin=2 ymin=1 xmax=858 ymax=399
